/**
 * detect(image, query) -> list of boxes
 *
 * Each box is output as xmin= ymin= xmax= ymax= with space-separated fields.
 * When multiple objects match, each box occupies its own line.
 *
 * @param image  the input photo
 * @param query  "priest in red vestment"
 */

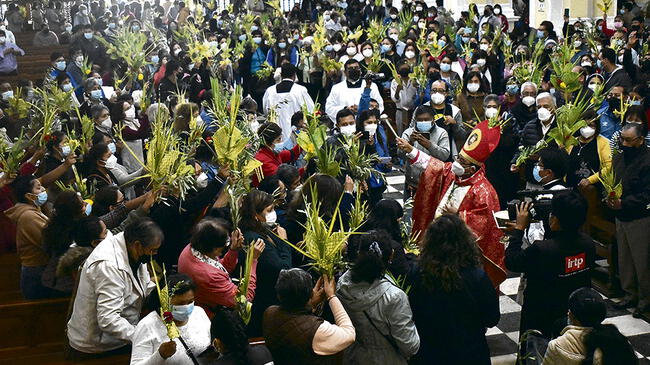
xmin=397 ymin=120 xmax=506 ymax=287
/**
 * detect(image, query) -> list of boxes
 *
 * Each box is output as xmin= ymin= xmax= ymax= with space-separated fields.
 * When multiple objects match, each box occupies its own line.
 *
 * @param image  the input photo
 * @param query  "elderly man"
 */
xmin=67 ymin=218 xmax=162 ymax=358
xmin=510 ymin=81 xmax=538 ymax=132
xmin=0 ymin=30 xmax=24 ymax=75
xmin=607 ymin=123 xmax=650 ymax=318
xmin=511 ymin=92 xmax=557 ymax=188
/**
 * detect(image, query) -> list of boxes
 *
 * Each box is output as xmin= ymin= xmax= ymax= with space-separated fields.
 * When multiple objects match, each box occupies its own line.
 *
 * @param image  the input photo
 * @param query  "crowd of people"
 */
xmin=1 ymin=0 xmax=649 ymax=364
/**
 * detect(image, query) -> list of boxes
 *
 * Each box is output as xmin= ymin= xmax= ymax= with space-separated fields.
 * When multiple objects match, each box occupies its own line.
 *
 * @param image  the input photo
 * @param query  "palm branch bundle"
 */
xmin=597 ymin=0 xmax=613 ymax=13
xmin=342 ymin=135 xmax=382 ymax=183
xmin=547 ymin=97 xmax=593 ymax=150
xmin=386 ymin=271 xmax=412 ymax=294
xmin=235 ymin=245 xmax=255 ymax=324
xmin=550 ymin=45 xmax=581 ymax=103
xmin=385 ymin=60 xmax=400 ymax=85
xmin=0 ymin=135 xmax=27 ymax=176
xmin=151 ymin=264 xmax=180 ymax=340
xmin=398 ymin=5 xmax=412 ymax=33
xmin=597 ymin=164 xmax=622 ymax=200
xmin=515 ymin=139 xmax=548 ymax=167
xmin=312 ymin=18 xmax=328 ymax=54
xmin=172 ymin=22 xmax=202 ymax=45
xmin=80 ymin=55 xmax=93 ymax=77
xmin=317 ymin=144 xmax=342 ymax=177
xmin=467 ymin=4 xmax=478 ymax=29
xmin=366 ymin=53 xmax=385 ymax=73
xmin=512 ymin=41 xmax=546 ymax=85
xmin=348 ymin=189 xmax=368 ymax=232
xmin=31 ymin=86 xmax=73 ymax=147
xmin=187 ymin=39 xmax=217 ymax=65
xmin=96 ymin=27 xmax=156 ymax=88
xmin=342 ymin=27 xmax=364 ymax=44
xmin=55 ymin=165 xmax=95 ymax=200
xmin=319 ymin=57 xmax=343 ymax=74
xmin=408 ymin=64 xmax=429 ymax=92
xmin=418 ymin=32 xmax=444 ymax=59
xmin=211 ymin=85 xmax=263 ymax=228
xmin=366 ymin=20 xmax=388 ymax=45
xmin=296 ymin=104 xmax=328 ymax=161
xmin=255 ymin=62 xmax=275 ymax=80
xmin=265 ymin=0 xmax=284 ymax=19
xmin=262 ymin=27 xmax=276 ymax=47
xmin=612 ymin=94 xmax=631 ymax=124
xmin=6 ymin=89 xmax=29 ymax=119
xmin=277 ymin=188 xmax=356 ymax=277
xmin=118 ymin=112 xmax=196 ymax=202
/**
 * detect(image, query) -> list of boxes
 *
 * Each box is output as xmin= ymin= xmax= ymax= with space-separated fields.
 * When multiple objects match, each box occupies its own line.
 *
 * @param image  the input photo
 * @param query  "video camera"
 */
xmin=365 ymin=72 xmax=385 ymax=82
xmin=507 ymin=188 xmax=573 ymax=221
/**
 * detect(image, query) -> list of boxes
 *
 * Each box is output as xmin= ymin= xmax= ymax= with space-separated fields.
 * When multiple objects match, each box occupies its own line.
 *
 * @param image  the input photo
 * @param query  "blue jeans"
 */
xmin=20 ymin=265 xmax=52 ymax=299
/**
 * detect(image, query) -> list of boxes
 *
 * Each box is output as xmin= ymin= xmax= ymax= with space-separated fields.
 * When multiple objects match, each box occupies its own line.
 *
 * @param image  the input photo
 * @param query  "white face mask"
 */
xmin=250 ymin=120 xmax=260 ymax=133
xmin=451 ymin=161 xmax=466 ymax=176
xmin=196 ymin=172 xmax=208 ymax=188
xmin=124 ymin=106 xmax=136 ymax=120
xmin=580 ymin=126 xmax=596 ymax=139
xmin=404 ymin=50 xmax=416 ymax=59
xmin=0 ymin=37 xmax=6 ymax=44
xmin=340 ymin=125 xmax=356 ymax=136
xmin=573 ymin=40 xmax=582 ymax=48
xmin=265 ymin=210 xmax=277 ymax=224
xmin=494 ymin=8 xmax=501 ymax=15
xmin=105 ymin=154 xmax=118 ymax=169
xmin=522 ymin=96 xmax=536 ymax=107
xmin=100 ymin=117 xmax=112 ymax=130
xmin=332 ymin=44 xmax=342 ymax=52
xmin=479 ymin=44 xmax=489 ymax=51
xmin=467 ymin=82 xmax=480 ymax=93
xmin=389 ymin=33 xmax=398 ymax=41
xmin=346 ymin=47 xmax=357 ymax=56
xmin=364 ymin=123 xmax=378 ymax=136
xmin=431 ymin=92 xmax=445 ymax=105
xmin=581 ymin=61 xmax=592 ymax=67
xmin=485 ymin=107 xmax=498 ymax=119
xmin=537 ymin=107 xmax=552 ymax=122
xmin=476 ymin=58 xmax=487 ymax=67
xmin=587 ymin=83 xmax=599 ymax=91
xmin=362 ymin=49 xmax=373 ymax=58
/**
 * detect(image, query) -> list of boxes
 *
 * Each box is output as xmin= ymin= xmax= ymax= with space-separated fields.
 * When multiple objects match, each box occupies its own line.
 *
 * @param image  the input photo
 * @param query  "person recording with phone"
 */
xmin=505 ymin=191 xmax=596 ymax=338
xmin=401 ymin=105 xmax=450 ymax=198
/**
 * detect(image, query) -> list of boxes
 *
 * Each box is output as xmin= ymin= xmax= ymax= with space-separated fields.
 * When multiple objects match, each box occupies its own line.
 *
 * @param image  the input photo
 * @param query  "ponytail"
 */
xmin=350 ymin=230 xmax=393 ymax=284
xmin=582 ymin=324 xmax=637 ymax=365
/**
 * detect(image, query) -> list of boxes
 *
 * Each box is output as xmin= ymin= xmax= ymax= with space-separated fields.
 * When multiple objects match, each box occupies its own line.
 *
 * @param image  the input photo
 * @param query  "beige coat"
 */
xmin=542 ymin=325 xmax=602 ymax=365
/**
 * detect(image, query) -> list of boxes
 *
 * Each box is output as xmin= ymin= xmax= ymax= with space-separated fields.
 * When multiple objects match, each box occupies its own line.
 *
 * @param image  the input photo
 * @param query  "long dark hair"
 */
xmin=582 ymin=324 xmax=637 ymax=365
xmin=420 ymin=214 xmax=481 ymax=291
xmin=239 ymin=189 xmax=274 ymax=235
xmin=210 ymin=308 xmax=250 ymax=365
xmin=365 ymin=199 xmax=403 ymax=241
xmin=42 ymin=190 xmax=84 ymax=256
xmin=350 ymin=230 xmax=393 ymax=284
xmin=286 ymin=174 xmax=343 ymax=222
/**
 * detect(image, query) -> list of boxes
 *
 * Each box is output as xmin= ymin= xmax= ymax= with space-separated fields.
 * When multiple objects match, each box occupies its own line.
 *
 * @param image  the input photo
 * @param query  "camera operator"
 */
xmin=505 ymin=191 xmax=596 ymax=338
xmin=524 ymin=146 xmax=570 ymax=243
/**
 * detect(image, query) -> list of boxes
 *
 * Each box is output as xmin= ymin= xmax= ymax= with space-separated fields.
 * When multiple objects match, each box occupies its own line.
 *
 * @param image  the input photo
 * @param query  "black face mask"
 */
xmin=348 ymin=68 xmax=361 ymax=81
xmin=138 ymin=254 xmax=152 ymax=265
xmin=398 ymin=68 xmax=410 ymax=77
xmin=621 ymin=145 xmax=641 ymax=160
xmin=428 ymin=71 xmax=440 ymax=80
xmin=631 ymin=25 xmax=641 ymax=32
xmin=608 ymin=98 xmax=621 ymax=111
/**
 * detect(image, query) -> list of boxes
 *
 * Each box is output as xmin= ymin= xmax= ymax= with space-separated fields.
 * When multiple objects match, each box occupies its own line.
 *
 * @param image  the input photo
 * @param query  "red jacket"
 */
xmin=177 ymin=244 xmax=257 ymax=317
xmin=253 ymin=145 xmax=302 ymax=186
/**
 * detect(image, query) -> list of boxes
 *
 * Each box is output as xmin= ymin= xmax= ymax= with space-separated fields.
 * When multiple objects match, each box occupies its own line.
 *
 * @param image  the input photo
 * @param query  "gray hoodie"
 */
xmin=336 ymin=270 xmax=420 ymax=365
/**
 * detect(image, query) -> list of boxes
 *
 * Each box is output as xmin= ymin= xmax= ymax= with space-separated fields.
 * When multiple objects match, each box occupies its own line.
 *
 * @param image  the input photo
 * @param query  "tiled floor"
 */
xmin=381 ymin=171 xmax=650 ymax=364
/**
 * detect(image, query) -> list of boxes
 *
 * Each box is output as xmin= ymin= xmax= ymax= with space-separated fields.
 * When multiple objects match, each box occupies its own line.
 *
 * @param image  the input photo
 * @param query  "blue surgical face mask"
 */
xmin=151 ymin=55 xmax=159 ymax=64
xmin=61 ymin=145 xmax=71 ymax=156
xmin=325 ymin=45 xmax=333 ymax=52
xmin=251 ymin=25 xmax=259 ymax=31
xmin=238 ymin=34 xmax=246 ymax=41
xmin=533 ymin=165 xmax=544 ymax=182
xmin=108 ymin=142 xmax=116 ymax=154
xmin=34 ymin=191 xmax=48 ymax=206
xmin=416 ymin=121 xmax=432 ymax=132
xmin=171 ymin=302 xmax=194 ymax=322
xmin=62 ymin=83 xmax=73 ymax=92
xmin=462 ymin=36 xmax=470 ymax=43
xmin=55 ymin=60 xmax=66 ymax=71
xmin=278 ymin=42 xmax=287 ymax=49
xmin=85 ymin=202 xmax=92 ymax=216
xmin=597 ymin=59 xmax=603 ymax=69
xmin=95 ymin=77 xmax=103 ymax=86
xmin=438 ymin=40 xmax=446 ymax=48
xmin=84 ymin=32 xmax=93 ymax=40
xmin=273 ymin=141 xmax=285 ymax=152
xmin=90 ymin=89 xmax=103 ymax=100
xmin=537 ymin=30 xmax=545 ymax=39
xmin=381 ymin=44 xmax=392 ymax=53
xmin=629 ymin=99 xmax=642 ymax=106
